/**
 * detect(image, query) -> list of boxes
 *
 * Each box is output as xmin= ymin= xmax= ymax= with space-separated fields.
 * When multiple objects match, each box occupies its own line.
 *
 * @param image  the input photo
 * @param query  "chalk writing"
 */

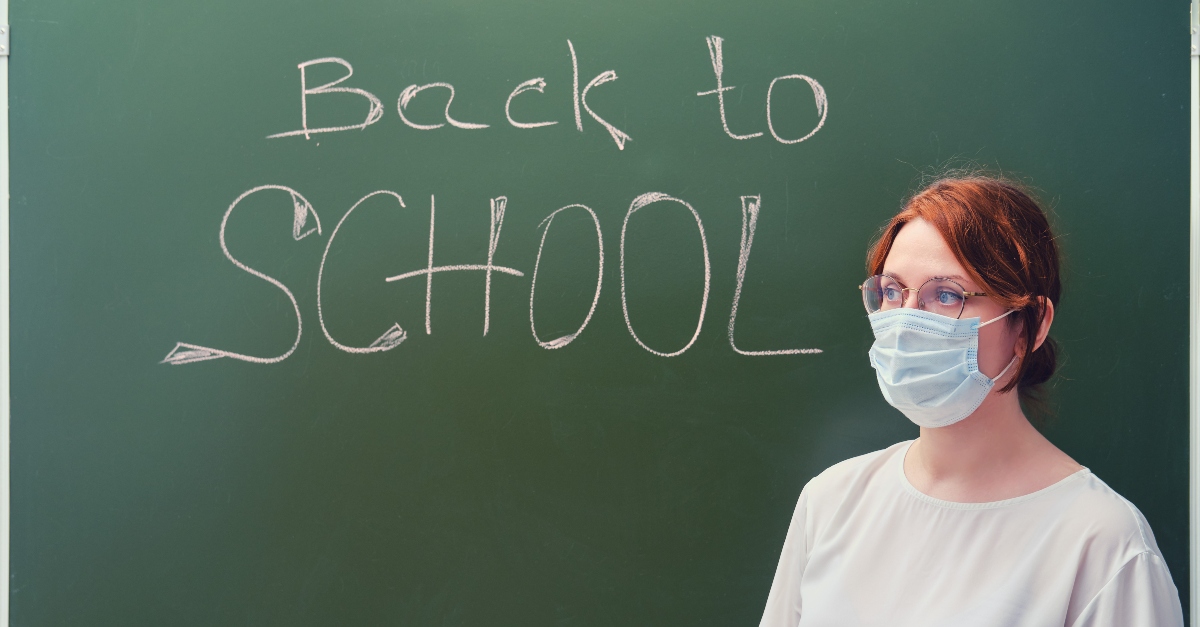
xmin=727 ymin=196 xmax=822 ymax=355
xmin=164 ymin=188 xmax=824 ymax=364
xmin=162 ymin=185 xmax=322 ymax=364
xmin=383 ymin=196 xmax=524 ymax=335
xmin=580 ymin=69 xmax=631 ymax=150
xmin=569 ymin=40 xmax=583 ymax=131
xmin=266 ymin=36 xmax=818 ymax=148
xmin=506 ymin=78 xmax=558 ymax=129
xmin=484 ymin=197 xmax=511 ymax=336
xmin=766 ymin=74 xmax=828 ymax=144
xmin=268 ymin=58 xmax=384 ymax=140
xmin=567 ymin=40 xmax=632 ymax=149
xmin=698 ymin=37 xmax=829 ymax=144
xmin=173 ymin=33 xmax=834 ymax=364
xmin=529 ymin=204 xmax=604 ymax=349
xmin=619 ymin=193 xmax=711 ymax=357
xmin=397 ymin=82 xmax=489 ymax=130
xmin=697 ymin=36 xmax=763 ymax=140
xmin=318 ymin=190 xmax=410 ymax=354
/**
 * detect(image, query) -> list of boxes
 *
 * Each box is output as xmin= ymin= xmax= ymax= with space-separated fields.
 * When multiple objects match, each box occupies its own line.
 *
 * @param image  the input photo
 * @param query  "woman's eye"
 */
xmin=882 ymin=287 xmax=901 ymax=301
xmin=935 ymin=289 xmax=963 ymax=305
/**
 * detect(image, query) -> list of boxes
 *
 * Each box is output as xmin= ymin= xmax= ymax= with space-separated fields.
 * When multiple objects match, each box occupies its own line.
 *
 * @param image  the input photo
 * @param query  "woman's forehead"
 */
xmin=882 ymin=219 xmax=972 ymax=286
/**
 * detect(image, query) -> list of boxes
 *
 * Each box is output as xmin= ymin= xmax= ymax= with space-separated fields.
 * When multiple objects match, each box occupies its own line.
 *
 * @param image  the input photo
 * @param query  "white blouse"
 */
xmin=759 ymin=440 xmax=1184 ymax=627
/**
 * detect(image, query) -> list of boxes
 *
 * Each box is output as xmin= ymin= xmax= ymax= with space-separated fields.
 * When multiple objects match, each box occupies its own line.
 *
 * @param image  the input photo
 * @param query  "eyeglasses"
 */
xmin=859 ymin=274 xmax=987 ymax=319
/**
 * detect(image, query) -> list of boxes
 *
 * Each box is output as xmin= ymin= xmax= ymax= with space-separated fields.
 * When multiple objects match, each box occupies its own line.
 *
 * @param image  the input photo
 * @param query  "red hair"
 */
xmin=867 ymin=176 xmax=1062 ymax=410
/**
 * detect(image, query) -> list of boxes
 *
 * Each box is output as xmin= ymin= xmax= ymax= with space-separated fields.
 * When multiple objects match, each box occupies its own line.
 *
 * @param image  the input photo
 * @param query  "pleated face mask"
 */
xmin=867 ymin=307 xmax=1017 ymax=428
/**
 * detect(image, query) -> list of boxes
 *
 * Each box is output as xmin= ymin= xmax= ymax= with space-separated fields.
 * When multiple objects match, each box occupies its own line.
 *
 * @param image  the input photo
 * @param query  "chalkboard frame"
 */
xmin=1 ymin=0 xmax=11 ymax=625
xmin=1189 ymin=2 xmax=1200 ymax=623
xmin=0 ymin=1 xmax=1197 ymax=625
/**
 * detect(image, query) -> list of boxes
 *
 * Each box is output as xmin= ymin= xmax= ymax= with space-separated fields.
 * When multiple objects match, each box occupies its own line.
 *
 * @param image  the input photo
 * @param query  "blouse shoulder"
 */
xmin=1062 ymin=472 xmax=1165 ymax=558
xmin=1053 ymin=472 xmax=1181 ymax=623
xmin=1068 ymin=551 xmax=1183 ymax=627
xmin=801 ymin=442 xmax=1165 ymax=561
xmin=801 ymin=440 xmax=909 ymax=505
xmin=1063 ymin=480 xmax=1183 ymax=627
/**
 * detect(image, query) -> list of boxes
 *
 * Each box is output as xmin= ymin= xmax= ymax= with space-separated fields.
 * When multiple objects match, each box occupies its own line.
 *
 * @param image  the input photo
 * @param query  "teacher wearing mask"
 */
xmin=759 ymin=176 xmax=1184 ymax=626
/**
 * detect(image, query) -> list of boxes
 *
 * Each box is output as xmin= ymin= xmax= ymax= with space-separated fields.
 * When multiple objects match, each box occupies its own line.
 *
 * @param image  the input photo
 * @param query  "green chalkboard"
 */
xmin=10 ymin=0 xmax=1191 ymax=624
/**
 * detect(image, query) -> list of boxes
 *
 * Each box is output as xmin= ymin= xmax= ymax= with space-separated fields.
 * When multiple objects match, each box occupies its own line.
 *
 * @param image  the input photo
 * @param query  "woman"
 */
xmin=759 ymin=176 xmax=1184 ymax=626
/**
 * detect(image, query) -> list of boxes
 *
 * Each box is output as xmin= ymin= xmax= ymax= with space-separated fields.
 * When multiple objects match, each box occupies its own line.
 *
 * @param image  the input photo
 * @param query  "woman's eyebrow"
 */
xmin=882 ymin=272 xmax=971 ymax=284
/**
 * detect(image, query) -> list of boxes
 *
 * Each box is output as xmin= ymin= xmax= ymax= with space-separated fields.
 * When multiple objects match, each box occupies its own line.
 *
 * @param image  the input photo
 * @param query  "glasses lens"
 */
xmin=917 ymin=279 xmax=967 ymax=318
xmin=863 ymin=275 xmax=904 ymax=314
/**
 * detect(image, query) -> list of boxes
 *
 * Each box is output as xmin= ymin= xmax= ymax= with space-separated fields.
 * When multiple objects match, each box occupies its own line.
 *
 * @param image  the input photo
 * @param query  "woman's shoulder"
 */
xmin=799 ymin=441 xmax=1164 ymax=560
xmin=1057 ymin=471 xmax=1166 ymax=558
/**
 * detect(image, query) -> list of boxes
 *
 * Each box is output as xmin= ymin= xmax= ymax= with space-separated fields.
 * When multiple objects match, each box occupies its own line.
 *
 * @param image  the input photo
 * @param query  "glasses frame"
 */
xmin=858 ymin=274 xmax=987 ymax=319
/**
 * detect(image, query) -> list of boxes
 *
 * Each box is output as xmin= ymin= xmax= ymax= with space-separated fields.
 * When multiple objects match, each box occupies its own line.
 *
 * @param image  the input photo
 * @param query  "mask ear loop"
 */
xmin=978 ymin=308 xmax=1016 ymax=328
xmin=990 ymin=355 xmax=1019 ymax=385
xmin=979 ymin=309 xmax=1019 ymax=384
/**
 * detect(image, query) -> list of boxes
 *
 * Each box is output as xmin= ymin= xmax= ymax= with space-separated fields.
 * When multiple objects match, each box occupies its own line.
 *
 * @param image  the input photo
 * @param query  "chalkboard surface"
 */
xmin=9 ymin=0 xmax=1191 ymax=624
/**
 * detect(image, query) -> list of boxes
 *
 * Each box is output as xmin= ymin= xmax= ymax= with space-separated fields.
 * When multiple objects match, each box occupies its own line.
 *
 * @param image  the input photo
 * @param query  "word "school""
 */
xmin=162 ymin=186 xmax=823 ymax=366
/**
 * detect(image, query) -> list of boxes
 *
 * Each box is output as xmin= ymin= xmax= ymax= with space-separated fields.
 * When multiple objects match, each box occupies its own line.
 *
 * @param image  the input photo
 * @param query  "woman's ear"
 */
xmin=1032 ymin=296 xmax=1055 ymax=352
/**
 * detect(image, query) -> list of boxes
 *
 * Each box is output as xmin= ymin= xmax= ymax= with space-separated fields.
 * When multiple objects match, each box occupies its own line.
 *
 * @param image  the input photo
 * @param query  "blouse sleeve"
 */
xmin=758 ymin=486 xmax=810 ymax=627
xmin=1069 ymin=551 xmax=1184 ymax=627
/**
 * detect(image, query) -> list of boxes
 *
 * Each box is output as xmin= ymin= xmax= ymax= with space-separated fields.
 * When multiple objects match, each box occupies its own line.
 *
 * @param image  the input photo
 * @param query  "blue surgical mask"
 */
xmin=868 ymin=307 xmax=1017 ymax=428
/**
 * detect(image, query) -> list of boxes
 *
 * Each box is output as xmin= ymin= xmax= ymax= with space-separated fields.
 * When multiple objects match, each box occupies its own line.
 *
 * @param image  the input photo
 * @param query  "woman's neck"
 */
xmin=904 ymin=390 xmax=1082 ymax=502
